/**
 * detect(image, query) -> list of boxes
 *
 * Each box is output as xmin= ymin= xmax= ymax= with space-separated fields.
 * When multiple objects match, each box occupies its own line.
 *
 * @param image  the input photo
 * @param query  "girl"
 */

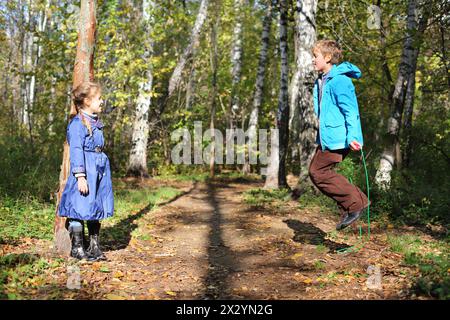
xmin=58 ymin=81 xmax=114 ymax=261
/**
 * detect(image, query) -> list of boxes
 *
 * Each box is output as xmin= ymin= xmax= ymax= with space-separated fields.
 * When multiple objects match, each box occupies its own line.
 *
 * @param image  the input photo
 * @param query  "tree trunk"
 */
xmin=127 ymin=0 xmax=155 ymax=178
xmin=243 ymin=0 xmax=273 ymax=174
xmin=54 ymin=0 xmax=97 ymax=256
xmin=168 ymin=0 xmax=209 ymax=96
xmin=229 ymin=0 xmax=245 ymax=130
xmin=185 ymin=65 xmax=197 ymax=110
xmin=264 ymin=0 xmax=289 ymax=189
xmin=375 ymin=0 xmax=426 ymax=189
xmin=402 ymin=4 xmax=431 ymax=167
xmin=208 ymin=14 xmax=219 ymax=177
xmin=289 ymin=0 xmax=318 ymax=192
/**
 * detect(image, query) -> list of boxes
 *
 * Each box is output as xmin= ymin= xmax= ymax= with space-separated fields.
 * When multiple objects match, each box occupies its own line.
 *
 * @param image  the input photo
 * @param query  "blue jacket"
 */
xmin=58 ymin=113 xmax=114 ymax=221
xmin=313 ymin=62 xmax=364 ymax=151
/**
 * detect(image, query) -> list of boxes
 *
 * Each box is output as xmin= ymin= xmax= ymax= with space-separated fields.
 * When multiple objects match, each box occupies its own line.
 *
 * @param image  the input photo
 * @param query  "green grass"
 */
xmin=313 ymin=260 xmax=326 ymax=271
xmin=0 ymin=182 xmax=183 ymax=299
xmin=387 ymin=233 xmax=450 ymax=299
xmin=0 ymin=184 xmax=182 ymax=244
xmin=0 ymin=254 xmax=64 ymax=299
xmin=243 ymin=188 xmax=291 ymax=207
xmin=0 ymin=197 xmax=55 ymax=242
xmin=387 ymin=234 xmax=423 ymax=255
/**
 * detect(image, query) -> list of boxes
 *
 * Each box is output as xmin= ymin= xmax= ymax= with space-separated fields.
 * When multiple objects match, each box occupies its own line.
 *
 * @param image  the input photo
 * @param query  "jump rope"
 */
xmin=335 ymin=147 xmax=371 ymax=254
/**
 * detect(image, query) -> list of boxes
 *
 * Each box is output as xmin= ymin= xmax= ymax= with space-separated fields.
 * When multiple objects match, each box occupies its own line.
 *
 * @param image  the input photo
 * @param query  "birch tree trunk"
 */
xmin=209 ymin=14 xmax=219 ymax=177
xmin=375 ymin=0 xmax=425 ymax=189
xmin=185 ymin=65 xmax=196 ymax=110
xmin=54 ymin=0 xmax=97 ymax=255
xmin=168 ymin=0 xmax=209 ymax=96
xmin=127 ymin=0 xmax=155 ymax=178
xmin=243 ymin=0 xmax=273 ymax=174
xmin=27 ymin=1 xmax=50 ymax=149
xmin=289 ymin=0 xmax=318 ymax=193
xmin=264 ymin=0 xmax=289 ymax=189
xmin=402 ymin=4 xmax=431 ymax=167
xmin=229 ymin=0 xmax=245 ymax=130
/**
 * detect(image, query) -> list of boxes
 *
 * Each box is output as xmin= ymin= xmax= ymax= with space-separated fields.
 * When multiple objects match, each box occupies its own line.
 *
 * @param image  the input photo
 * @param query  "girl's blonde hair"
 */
xmin=70 ymin=81 xmax=101 ymax=136
xmin=313 ymin=40 xmax=343 ymax=65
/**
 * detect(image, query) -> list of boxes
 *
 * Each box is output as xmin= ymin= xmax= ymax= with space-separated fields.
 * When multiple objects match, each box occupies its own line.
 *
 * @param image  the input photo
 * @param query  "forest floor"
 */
xmin=1 ymin=174 xmax=448 ymax=300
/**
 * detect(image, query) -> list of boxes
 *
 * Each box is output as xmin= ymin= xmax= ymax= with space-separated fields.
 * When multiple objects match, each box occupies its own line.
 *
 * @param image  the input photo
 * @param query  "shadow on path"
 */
xmin=202 ymin=180 xmax=239 ymax=299
xmin=284 ymin=219 xmax=350 ymax=252
xmin=102 ymin=182 xmax=197 ymax=251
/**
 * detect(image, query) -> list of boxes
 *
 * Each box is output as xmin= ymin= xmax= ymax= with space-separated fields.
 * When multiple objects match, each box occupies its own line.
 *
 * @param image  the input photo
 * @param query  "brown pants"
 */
xmin=309 ymin=146 xmax=368 ymax=214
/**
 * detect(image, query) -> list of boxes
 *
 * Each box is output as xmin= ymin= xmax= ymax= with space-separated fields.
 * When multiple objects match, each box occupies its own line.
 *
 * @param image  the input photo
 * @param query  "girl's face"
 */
xmin=84 ymin=89 xmax=103 ymax=114
xmin=313 ymin=48 xmax=331 ymax=72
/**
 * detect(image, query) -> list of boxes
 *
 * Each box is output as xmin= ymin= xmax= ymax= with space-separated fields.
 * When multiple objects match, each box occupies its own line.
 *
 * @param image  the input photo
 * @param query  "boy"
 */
xmin=309 ymin=40 xmax=369 ymax=230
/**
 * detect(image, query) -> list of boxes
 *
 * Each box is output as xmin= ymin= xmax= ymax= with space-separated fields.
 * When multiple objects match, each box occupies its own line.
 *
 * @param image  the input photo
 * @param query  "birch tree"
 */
xmin=375 ymin=0 xmax=430 ymax=189
xmin=126 ymin=0 xmax=155 ymax=178
xmin=289 ymin=0 xmax=318 ymax=194
xmin=243 ymin=0 xmax=273 ymax=174
xmin=264 ymin=0 xmax=289 ymax=189
xmin=168 ymin=0 xmax=209 ymax=97
xmin=229 ymin=0 xmax=245 ymax=130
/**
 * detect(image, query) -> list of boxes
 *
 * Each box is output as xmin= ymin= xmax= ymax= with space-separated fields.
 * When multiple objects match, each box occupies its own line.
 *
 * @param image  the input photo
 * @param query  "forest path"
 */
xmin=88 ymin=177 xmax=414 ymax=299
xmin=2 ymin=176 xmax=425 ymax=300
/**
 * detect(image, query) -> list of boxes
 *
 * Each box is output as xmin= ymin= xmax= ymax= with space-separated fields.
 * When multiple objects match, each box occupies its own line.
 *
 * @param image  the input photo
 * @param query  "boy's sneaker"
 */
xmin=336 ymin=202 xmax=370 ymax=231
xmin=336 ymin=210 xmax=362 ymax=230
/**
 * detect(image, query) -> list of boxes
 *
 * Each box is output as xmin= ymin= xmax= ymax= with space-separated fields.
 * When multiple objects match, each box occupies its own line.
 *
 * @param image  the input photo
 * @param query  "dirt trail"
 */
xmin=90 ymin=178 xmax=415 ymax=299
xmin=2 ymin=177 xmax=423 ymax=299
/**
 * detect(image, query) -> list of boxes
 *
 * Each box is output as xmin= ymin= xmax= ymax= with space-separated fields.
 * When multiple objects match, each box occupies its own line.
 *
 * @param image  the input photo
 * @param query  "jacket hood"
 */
xmin=329 ymin=61 xmax=362 ymax=79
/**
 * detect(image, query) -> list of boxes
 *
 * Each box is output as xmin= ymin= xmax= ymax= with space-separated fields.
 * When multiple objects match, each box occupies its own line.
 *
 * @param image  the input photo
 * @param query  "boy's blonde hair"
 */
xmin=313 ymin=40 xmax=343 ymax=65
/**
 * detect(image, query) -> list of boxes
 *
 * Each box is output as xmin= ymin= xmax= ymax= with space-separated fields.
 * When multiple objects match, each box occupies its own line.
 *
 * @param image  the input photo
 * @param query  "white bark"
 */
xmin=127 ymin=0 xmax=155 ymax=177
xmin=289 ymin=0 xmax=318 ymax=189
xmin=265 ymin=0 xmax=289 ymax=189
xmin=168 ymin=0 xmax=209 ymax=96
xmin=375 ymin=0 xmax=428 ymax=188
xmin=229 ymin=0 xmax=245 ymax=128
xmin=244 ymin=1 xmax=272 ymax=173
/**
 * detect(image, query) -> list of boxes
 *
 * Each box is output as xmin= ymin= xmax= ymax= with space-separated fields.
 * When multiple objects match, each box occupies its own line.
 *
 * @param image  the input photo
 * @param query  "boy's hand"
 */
xmin=77 ymin=176 xmax=89 ymax=195
xmin=349 ymin=140 xmax=361 ymax=151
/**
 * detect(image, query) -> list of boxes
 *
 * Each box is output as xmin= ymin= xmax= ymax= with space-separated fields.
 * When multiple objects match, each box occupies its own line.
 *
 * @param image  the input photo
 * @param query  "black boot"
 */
xmin=70 ymin=229 xmax=89 ymax=260
xmin=86 ymin=221 xmax=107 ymax=261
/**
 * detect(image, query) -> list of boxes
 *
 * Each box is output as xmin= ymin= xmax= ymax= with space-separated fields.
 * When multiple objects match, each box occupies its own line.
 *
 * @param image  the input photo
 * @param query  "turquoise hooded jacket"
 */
xmin=313 ymin=61 xmax=364 ymax=151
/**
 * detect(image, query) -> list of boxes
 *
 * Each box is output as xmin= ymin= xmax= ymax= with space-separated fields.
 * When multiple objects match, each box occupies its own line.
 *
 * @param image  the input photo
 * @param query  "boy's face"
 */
xmin=313 ymin=48 xmax=331 ymax=72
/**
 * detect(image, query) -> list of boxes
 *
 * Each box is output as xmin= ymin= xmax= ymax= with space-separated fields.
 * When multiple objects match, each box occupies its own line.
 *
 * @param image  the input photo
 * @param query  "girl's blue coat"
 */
xmin=313 ymin=61 xmax=364 ymax=151
xmin=58 ymin=114 xmax=114 ymax=220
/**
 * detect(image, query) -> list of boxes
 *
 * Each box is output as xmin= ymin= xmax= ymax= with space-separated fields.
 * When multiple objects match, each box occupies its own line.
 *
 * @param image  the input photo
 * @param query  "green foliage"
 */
xmin=243 ymin=187 xmax=291 ymax=207
xmin=387 ymin=233 xmax=449 ymax=299
xmin=0 ymin=196 xmax=55 ymax=242
xmin=0 ymin=254 xmax=59 ymax=300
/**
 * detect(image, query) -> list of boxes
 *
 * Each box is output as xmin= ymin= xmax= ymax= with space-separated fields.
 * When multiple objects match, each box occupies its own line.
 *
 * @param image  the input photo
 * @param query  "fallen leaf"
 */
xmin=105 ymin=294 xmax=127 ymax=300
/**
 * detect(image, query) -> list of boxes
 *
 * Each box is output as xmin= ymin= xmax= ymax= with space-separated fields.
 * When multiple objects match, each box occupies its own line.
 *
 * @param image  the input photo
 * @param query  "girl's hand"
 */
xmin=77 ymin=176 xmax=89 ymax=195
xmin=349 ymin=140 xmax=361 ymax=151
